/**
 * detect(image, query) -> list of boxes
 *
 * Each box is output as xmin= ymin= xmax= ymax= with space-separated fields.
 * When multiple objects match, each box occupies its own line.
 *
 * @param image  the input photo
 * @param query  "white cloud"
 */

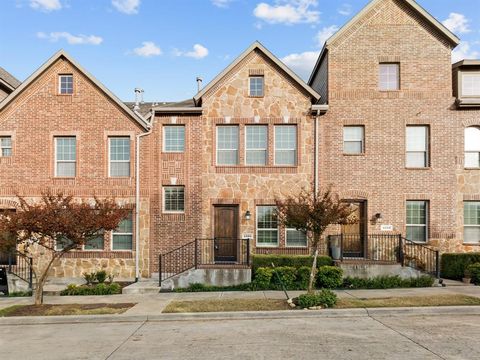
xmin=452 ymin=42 xmax=480 ymax=63
xmin=30 ymin=0 xmax=62 ymax=12
xmin=253 ymin=0 xmax=319 ymax=25
xmin=338 ymin=3 xmax=352 ymax=16
xmin=281 ymin=51 xmax=319 ymax=80
xmin=37 ymin=31 xmax=103 ymax=45
xmin=315 ymin=25 xmax=339 ymax=47
xmin=112 ymin=0 xmax=140 ymax=14
xmin=442 ymin=13 xmax=470 ymax=34
xmin=212 ymin=0 xmax=233 ymax=8
xmin=174 ymin=44 xmax=209 ymax=59
xmin=133 ymin=41 xmax=162 ymax=57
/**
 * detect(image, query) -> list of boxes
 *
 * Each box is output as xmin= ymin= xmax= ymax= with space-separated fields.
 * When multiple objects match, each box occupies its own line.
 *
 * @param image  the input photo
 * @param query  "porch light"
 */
xmin=375 ymin=213 xmax=382 ymax=221
xmin=245 ymin=210 xmax=251 ymax=221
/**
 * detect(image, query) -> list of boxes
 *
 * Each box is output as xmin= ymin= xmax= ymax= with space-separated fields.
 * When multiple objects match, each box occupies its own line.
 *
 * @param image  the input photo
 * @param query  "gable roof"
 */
xmin=0 ymin=50 xmax=150 ymax=130
xmin=193 ymin=41 xmax=320 ymax=104
xmin=328 ymin=0 xmax=459 ymax=48
xmin=308 ymin=0 xmax=460 ymax=86
xmin=0 ymin=67 xmax=21 ymax=92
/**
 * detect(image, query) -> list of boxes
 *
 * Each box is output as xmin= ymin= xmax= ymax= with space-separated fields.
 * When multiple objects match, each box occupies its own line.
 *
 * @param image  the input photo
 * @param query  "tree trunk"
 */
xmin=34 ymin=253 xmax=59 ymax=306
xmin=308 ymin=248 xmax=319 ymax=294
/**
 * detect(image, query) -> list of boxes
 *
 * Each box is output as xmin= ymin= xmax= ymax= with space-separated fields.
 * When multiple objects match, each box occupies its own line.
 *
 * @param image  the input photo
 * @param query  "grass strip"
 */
xmin=0 ymin=303 xmax=135 ymax=317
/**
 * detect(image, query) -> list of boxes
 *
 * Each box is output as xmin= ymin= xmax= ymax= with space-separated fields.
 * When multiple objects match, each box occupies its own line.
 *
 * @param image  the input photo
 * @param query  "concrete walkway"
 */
xmin=2 ymin=285 xmax=480 ymax=317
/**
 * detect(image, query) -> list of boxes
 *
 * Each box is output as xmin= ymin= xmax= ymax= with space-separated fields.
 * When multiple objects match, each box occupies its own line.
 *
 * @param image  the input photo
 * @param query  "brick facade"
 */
xmin=1 ymin=0 xmax=480 ymax=280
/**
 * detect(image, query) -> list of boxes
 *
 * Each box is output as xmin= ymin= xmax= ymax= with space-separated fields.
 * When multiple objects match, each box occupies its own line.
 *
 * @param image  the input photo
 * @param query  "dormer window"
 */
xmin=249 ymin=76 xmax=264 ymax=97
xmin=462 ymin=73 xmax=480 ymax=97
xmin=59 ymin=74 xmax=73 ymax=95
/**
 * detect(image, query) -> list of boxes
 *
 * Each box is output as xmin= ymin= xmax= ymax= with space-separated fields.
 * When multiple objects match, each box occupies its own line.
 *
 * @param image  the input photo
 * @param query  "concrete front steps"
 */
xmin=122 ymin=279 xmax=160 ymax=294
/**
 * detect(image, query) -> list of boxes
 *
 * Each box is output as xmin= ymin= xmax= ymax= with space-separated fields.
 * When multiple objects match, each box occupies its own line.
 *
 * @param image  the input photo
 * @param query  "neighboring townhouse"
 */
xmin=1 ymin=0 xmax=480 ymax=284
xmin=0 ymin=67 xmax=20 ymax=101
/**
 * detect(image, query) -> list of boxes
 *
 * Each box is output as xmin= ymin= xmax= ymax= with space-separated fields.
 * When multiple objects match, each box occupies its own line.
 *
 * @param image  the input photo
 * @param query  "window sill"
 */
xmin=405 ymin=167 xmax=431 ymax=170
xmin=464 ymin=168 xmax=480 ymax=170
xmin=343 ymin=153 xmax=365 ymax=157
xmin=256 ymin=245 xmax=280 ymax=248
xmin=463 ymin=243 xmax=480 ymax=246
xmin=378 ymin=89 xmax=401 ymax=92
xmin=248 ymin=95 xmax=264 ymax=98
xmin=163 ymin=211 xmax=185 ymax=215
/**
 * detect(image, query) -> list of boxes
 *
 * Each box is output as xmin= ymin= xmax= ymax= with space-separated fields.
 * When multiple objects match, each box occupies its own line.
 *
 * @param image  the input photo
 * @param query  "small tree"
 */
xmin=276 ymin=186 xmax=356 ymax=293
xmin=0 ymin=193 xmax=129 ymax=305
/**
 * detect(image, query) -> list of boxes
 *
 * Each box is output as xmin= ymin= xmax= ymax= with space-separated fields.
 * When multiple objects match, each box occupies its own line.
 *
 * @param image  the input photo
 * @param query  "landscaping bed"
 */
xmin=162 ymin=295 xmax=480 ymax=313
xmin=0 ymin=303 xmax=135 ymax=317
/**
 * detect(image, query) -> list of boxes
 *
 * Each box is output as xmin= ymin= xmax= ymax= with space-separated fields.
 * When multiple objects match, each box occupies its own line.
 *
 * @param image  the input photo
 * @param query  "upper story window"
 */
xmin=245 ymin=125 xmax=268 ymax=165
xmin=379 ymin=63 xmax=400 ymax=91
xmin=256 ymin=205 xmax=278 ymax=247
xmin=462 ymin=73 xmax=480 ymax=97
xmin=274 ymin=125 xmax=297 ymax=166
xmin=465 ymin=127 xmax=480 ymax=168
xmin=112 ymin=212 xmax=133 ymax=250
xmin=59 ymin=74 xmax=73 ymax=95
xmin=163 ymin=186 xmax=185 ymax=213
xmin=343 ymin=126 xmax=364 ymax=154
xmin=406 ymin=200 xmax=428 ymax=243
xmin=55 ymin=137 xmax=76 ymax=177
xmin=406 ymin=126 xmax=429 ymax=168
xmin=249 ymin=76 xmax=264 ymax=97
xmin=109 ymin=137 xmax=130 ymax=177
xmin=163 ymin=125 xmax=185 ymax=152
xmin=0 ymin=136 xmax=12 ymax=157
xmin=464 ymin=202 xmax=480 ymax=244
xmin=216 ymin=126 xmax=239 ymax=165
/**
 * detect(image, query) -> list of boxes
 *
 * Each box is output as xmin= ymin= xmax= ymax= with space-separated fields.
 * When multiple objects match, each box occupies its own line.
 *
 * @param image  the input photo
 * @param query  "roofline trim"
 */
xmin=153 ymin=107 xmax=203 ymax=113
xmin=0 ymin=50 xmax=150 ymax=130
xmin=193 ymin=41 xmax=320 ymax=103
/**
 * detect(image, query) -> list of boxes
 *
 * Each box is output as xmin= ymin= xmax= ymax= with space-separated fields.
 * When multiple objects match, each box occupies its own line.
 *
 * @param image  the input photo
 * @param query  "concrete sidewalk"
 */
xmin=2 ymin=285 xmax=480 ymax=315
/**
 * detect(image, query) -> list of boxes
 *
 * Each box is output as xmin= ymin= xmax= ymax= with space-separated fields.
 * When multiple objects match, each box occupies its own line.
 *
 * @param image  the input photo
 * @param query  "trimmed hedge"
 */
xmin=467 ymin=263 xmax=480 ymax=285
xmin=252 ymin=255 xmax=333 ymax=273
xmin=441 ymin=253 xmax=480 ymax=280
xmin=342 ymin=275 xmax=434 ymax=289
xmin=317 ymin=266 xmax=343 ymax=289
xmin=298 ymin=289 xmax=337 ymax=308
xmin=60 ymin=283 xmax=121 ymax=296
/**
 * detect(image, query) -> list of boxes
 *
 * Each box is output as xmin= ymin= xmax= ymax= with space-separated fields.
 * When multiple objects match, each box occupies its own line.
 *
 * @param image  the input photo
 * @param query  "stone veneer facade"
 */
xmin=2 ymin=0 xmax=480 ymax=281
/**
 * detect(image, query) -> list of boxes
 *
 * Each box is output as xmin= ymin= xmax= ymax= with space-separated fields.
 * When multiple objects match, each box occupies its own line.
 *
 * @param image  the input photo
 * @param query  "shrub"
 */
xmin=8 ymin=290 xmax=32 ymax=297
xmin=296 ymin=266 xmax=311 ymax=290
xmin=95 ymin=270 xmax=108 ymax=284
xmin=271 ymin=266 xmax=297 ymax=290
xmin=298 ymin=289 xmax=337 ymax=308
xmin=60 ymin=283 xmax=121 ymax=296
xmin=467 ymin=263 xmax=480 ymax=285
xmin=316 ymin=266 xmax=343 ymax=289
xmin=441 ymin=253 xmax=480 ymax=280
xmin=175 ymin=283 xmax=252 ymax=292
xmin=408 ymin=275 xmax=435 ymax=288
xmin=83 ymin=272 xmax=96 ymax=285
xmin=342 ymin=275 xmax=434 ymax=289
xmin=252 ymin=255 xmax=332 ymax=274
xmin=252 ymin=268 xmax=274 ymax=290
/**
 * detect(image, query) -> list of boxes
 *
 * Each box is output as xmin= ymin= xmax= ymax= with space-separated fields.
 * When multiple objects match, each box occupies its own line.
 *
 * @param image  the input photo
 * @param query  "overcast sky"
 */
xmin=1 ymin=0 xmax=479 ymax=101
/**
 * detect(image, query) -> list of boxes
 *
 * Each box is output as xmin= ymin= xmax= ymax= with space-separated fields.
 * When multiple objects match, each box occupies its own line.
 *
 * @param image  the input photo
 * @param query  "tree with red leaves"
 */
xmin=0 ymin=193 xmax=130 ymax=305
xmin=276 ymin=186 xmax=356 ymax=293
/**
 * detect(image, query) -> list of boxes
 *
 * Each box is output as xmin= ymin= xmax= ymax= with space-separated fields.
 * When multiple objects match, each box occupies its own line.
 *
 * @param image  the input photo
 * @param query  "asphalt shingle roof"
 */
xmin=0 ymin=67 xmax=21 ymax=89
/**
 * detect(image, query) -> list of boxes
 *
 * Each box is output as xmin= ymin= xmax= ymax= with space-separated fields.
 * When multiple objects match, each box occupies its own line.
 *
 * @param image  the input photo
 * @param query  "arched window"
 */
xmin=465 ymin=127 xmax=480 ymax=168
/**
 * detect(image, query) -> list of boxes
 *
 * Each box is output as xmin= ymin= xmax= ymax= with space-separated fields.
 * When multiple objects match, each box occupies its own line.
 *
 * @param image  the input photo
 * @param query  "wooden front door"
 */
xmin=341 ymin=201 xmax=367 ymax=258
xmin=214 ymin=205 xmax=239 ymax=262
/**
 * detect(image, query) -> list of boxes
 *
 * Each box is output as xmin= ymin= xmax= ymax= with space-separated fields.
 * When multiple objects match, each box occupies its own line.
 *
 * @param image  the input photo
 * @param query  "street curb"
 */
xmin=1 ymin=306 xmax=480 ymax=325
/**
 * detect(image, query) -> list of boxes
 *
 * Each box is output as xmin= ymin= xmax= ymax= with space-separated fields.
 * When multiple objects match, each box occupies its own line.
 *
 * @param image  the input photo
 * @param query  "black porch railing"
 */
xmin=328 ymin=234 xmax=439 ymax=278
xmin=159 ymin=238 xmax=250 ymax=286
xmin=0 ymin=252 xmax=34 ymax=290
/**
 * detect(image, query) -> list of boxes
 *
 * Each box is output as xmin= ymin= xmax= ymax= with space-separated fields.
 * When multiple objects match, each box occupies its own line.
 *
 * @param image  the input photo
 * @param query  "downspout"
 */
xmin=314 ymin=113 xmax=319 ymax=198
xmin=134 ymin=110 xmax=153 ymax=282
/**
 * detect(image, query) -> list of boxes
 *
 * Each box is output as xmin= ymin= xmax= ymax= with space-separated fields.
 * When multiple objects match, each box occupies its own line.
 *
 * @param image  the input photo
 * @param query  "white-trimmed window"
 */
xmin=55 ymin=237 xmax=73 ymax=251
xmin=246 ymin=125 xmax=267 ymax=165
xmin=274 ymin=125 xmax=296 ymax=166
xmin=0 ymin=136 xmax=12 ymax=157
xmin=55 ymin=137 xmax=76 ymax=177
xmin=464 ymin=202 xmax=480 ymax=244
xmin=163 ymin=126 xmax=185 ymax=152
xmin=406 ymin=201 xmax=428 ymax=243
xmin=462 ymin=73 xmax=480 ymax=97
xmin=286 ymin=228 xmax=307 ymax=247
xmin=406 ymin=126 xmax=429 ymax=168
xmin=59 ymin=74 xmax=73 ymax=95
xmin=343 ymin=126 xmax=364 ymax=154
xmin=249 ymin=76 xmax=264 ymax=97
xmin=109 ymin=137 xmax=130 ymax=177
xmin=379 ymin=63 xmax=400 ymax=90
xmin=256 ymin=206 xmax=278 ymax=247
xmin=163 ymin=186 xmax=185 ymax=213
xmin=112 ymin=212 xmax=133 ymax=250
xmin=216 ymin=126 xmax=239 ymax=165
xmin=465 ymin=127 xmax=480 ymax=168
xmin=84 ymin=233 xmax=104 ymax=250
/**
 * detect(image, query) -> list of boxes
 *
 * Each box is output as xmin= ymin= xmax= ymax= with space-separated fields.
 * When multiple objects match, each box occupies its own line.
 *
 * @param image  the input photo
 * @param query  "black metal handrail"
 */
xmin=0 ymin=252 xmax=34 ymax=290
xmin=328 ymin=234 xmax=439 ymax=278
xmin=159 ymin=238 xmax=251 ymax=286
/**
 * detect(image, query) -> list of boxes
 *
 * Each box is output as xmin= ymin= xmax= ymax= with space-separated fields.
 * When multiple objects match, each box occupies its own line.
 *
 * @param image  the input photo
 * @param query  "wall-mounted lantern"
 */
xmin=245 ymin=210 xmax=251 ymax=221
